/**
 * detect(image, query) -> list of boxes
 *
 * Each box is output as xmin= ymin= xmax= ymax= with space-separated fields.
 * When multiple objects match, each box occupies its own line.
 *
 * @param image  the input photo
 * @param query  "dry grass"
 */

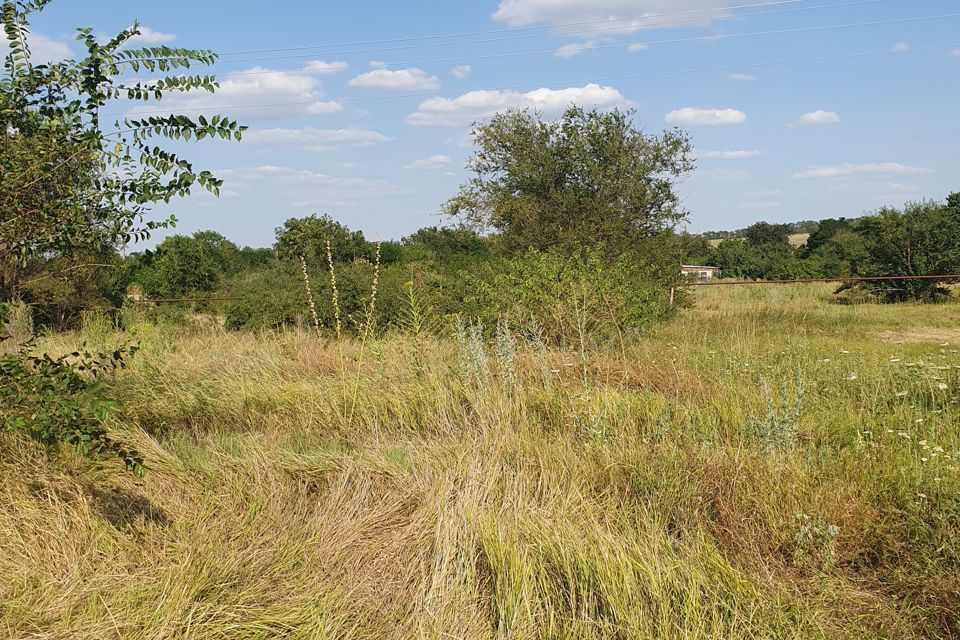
xmin=2 ymin=285 xmax=959 ymax=638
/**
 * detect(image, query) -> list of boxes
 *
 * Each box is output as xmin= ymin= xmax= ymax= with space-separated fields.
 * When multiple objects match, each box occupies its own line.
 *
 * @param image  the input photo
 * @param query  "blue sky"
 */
xmin=23 ymin=0 xmax=960 ymax=247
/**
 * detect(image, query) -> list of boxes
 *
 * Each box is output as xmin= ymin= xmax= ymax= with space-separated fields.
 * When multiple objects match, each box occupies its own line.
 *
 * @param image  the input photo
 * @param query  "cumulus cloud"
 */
xmin=405 ymin=154 xmax=452 ymax=170
xmin=5 ymin=32 xmax=72 ymax=64
xmin=555 ymin=41 xmax=595 ymax=58
xmin=140 ymin=65 xmax=342 ymax=118
xmin=697 ymin=149 xmax=765 ymax=160
xmin=627 ymin=42 xmax=650 ymax=52
xmin=451 ymin=65 xmax=472 ymax=79
xmin=303 ymin=60 xmax=349 ymax=75
xmin=664 ymin=107 xmax=746 ymax=126
xmin=792 ymin=162 xmax=931 ymax=179
xmin=890 ymin=41 xmax=910 ymax=53
xmin=407 ymin=83 xmax=628 ymax=127
xmin=130 ymin=26 xmax=176 ymax=44
xmin=244 ymin=127 xmax=394 ymax=152
xmin=793 ymin=110 xmax=839 ymax=127
xmin=492 ymin=0 xmax=735 ymax=32
xmin=728 ymin=73 xmax=757 ymax=81
xmin=349 ymin=68 xmax=440 ymax=91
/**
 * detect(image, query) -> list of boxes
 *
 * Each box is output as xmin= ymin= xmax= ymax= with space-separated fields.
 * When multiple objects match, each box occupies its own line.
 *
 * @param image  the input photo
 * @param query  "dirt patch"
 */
xmin=872 ymin=328 xmax=960 ymax=345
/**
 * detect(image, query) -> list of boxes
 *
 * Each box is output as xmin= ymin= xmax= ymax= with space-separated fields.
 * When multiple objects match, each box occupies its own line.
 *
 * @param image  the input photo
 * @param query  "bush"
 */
xmin=0 ymin=338 xmax=143 ymax=475
xmin=459 ymin=249 xmax=682 ymax=347
xmin=223 ymin=260 xmax=415 ymax=334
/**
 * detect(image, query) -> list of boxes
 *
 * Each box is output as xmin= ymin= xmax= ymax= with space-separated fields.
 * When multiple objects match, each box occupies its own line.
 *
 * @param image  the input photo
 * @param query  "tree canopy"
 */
xmin=444 ymin=106 xmax=694 ymax=255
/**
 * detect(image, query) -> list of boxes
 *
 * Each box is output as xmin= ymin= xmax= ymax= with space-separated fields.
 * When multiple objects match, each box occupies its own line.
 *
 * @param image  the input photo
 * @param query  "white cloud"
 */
xmin=664 ymin=107 xmax=746 ymax=126
xmin=350 ymin=67 xmax=439 ymax=91
xmin=451 ymin=65 xmax=472 ymax=79
xmin=698 ymin=168 xmax=751 ymax=180
xmin=215 ymin=165 xmax=404 ymax=206
xmin=794 ymin=110 xmax=839 ymax=126
xmin=728 ymin=73 xmax=757 ymax=81
xmin=492 ymin=0 xmax=734 ymax=32
xmin=130 ymin=26 xmax=176 ymax=44
xmin=627 ymin=42 xmax=650 ymax=53
xmin=555 ymin=41 xmax=595 ymax=58
xmin=950 ymin=49 xmax=960 ymax=57
xmin=244 ymin=127 xmax=394 ymax=152
xmin=405 ymin=154 xmax=452 ymax=170
xmin=890 ymin=42 xmax=910 ymax=53
xmin=143 ymin=66 xmax=342 ymax=118
xmin=792 ymin=162 xmax=931 ymax=179
xmin=303 ymin=60 xmax=349 ymax=75
xmin=5 ymin=32 xmax=72 ymax=64
xmin=407 ymin=83 xmax=629 ymax=127
xmin=698 ymin=149 xmax=765 ymax=160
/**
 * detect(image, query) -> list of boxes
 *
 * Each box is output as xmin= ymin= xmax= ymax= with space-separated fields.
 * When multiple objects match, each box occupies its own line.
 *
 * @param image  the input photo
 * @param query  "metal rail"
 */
xmin=686 ymin=274 xmax=960 ymax=287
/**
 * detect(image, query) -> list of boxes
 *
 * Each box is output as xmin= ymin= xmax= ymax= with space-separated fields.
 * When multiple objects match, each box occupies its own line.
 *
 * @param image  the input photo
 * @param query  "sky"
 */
xmin=21 ymin=0 xmax=960 ymax=247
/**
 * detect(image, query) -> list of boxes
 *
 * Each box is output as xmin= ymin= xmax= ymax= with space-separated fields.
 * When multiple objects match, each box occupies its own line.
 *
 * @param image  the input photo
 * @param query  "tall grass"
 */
xmin=2 ymin=285 xmax=959 ymax=638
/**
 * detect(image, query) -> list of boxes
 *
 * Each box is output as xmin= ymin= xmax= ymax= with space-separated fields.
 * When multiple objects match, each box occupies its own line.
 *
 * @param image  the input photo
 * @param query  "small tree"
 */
xmin=444 ymin=106 xmax=693 ymax=255
xmin=855 ymin=195 xmax=960 ymax=301
xmin=274 ymin=214 xmax=370 ymax=264
xmin=743 ymin=221 xmax=792 ymax=247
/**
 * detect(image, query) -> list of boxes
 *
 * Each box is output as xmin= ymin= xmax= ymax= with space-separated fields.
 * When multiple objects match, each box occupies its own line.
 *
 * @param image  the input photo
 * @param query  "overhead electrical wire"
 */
xmin=216 ymin=8 xmax=957 ymax=78
xmin=218 ymin=0 xmax=815 ymax=55
xmin=213 ymin=0 xmax=898 ymax=61
xmin=213 ymin=0 xmax=901 ymax=74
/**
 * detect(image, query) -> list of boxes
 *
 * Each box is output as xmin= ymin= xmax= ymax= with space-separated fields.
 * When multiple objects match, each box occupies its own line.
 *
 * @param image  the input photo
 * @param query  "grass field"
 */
xmin=3 ymin=285 xmax=960 ymax=639
xmin=708 ymin=233 xmax=810 ymax=249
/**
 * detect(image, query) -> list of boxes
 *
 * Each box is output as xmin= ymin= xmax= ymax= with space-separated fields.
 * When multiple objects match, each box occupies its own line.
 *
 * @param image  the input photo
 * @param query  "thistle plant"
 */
xmin=523 ymin=316 xmax=552 ymax=389
xmin=753 ymin=365 xmax=805 ymax=451
xmin=453 ymin=315 xmax=487 ymax=388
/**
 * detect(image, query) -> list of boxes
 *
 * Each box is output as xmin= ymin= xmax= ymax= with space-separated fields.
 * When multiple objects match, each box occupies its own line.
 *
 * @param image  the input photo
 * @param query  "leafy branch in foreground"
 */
xmin=1 ymin=1 xmax=245 ymax=296
xmin=0 ymin=334 xmax=144 ymax=476
xmin=1 ymin=1 xmax=245 ymax=474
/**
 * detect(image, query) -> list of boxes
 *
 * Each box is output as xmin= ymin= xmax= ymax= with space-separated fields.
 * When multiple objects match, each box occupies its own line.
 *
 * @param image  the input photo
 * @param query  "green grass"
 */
xmin=2 ymin=285 xmax=959 ymax=638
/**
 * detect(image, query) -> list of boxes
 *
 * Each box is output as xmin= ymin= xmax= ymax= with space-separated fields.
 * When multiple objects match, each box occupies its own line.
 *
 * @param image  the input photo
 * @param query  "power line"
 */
xmin=113 ymin=41 xmax=959 ymax=117
xmin=218 ymin=0 xmax=812 ymax=56
xmin=213 ymin=0 xmax=898 ymax=76
xmin=215 ymin=7 xmax=951 ymax=78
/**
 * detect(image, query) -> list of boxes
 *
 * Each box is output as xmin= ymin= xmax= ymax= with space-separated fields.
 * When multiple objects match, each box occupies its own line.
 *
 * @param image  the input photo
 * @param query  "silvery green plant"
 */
xmin=792 ymin=512 xmax=840 ymax=568
xmin=753 ymin=365 xmax=805 ymax=451
xmin=523 ymin=316 xmax=552 ymax=389
xmin=494 ymin=319 xmax=518 ymax=389
xmin=453 ymin=315 xmax=487 ymax=388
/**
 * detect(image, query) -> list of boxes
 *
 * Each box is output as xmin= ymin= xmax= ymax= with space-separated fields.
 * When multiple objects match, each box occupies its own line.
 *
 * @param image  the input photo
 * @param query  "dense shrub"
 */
xmin=459 ymin=249 xmax=682 ymax=347
xmin=0 ymin=304 xmax=143 ymax=474
xmin=223 ymin=260 xmax=417 ymax=333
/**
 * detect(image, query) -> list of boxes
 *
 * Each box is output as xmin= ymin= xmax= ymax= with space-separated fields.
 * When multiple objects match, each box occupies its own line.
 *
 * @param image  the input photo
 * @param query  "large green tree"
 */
xmin=444 ymin=106 xmax=694 ymax=255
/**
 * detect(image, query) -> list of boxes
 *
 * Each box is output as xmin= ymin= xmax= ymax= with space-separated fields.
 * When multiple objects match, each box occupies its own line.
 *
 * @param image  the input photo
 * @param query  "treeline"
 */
xmin=682 ymin=195 xmax=960 ymax=301
xmin=114 ymin=214 xmax=688 ymax=347
xmin=698 ymin=219 xmax=821 ymax=241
